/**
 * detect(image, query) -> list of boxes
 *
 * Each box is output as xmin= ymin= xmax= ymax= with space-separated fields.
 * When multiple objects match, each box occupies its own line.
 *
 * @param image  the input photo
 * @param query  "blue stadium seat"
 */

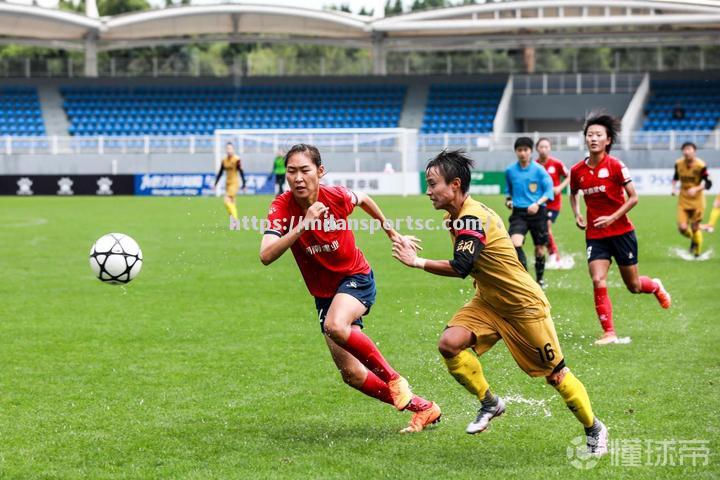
xmin=421 ymin=84 xmax=504 ymax=134
xmin=0 ymin=87 xmax=45 ymax=136
xmin=61 ymin=85 xmax=407 ymax=136
xmin=641 ymin=80 xmax=720 ymax=143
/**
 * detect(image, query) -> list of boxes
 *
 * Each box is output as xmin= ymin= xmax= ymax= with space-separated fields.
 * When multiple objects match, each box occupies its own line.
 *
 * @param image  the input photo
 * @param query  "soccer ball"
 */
xmin=89 ymin=233 xmax=143 ymax=284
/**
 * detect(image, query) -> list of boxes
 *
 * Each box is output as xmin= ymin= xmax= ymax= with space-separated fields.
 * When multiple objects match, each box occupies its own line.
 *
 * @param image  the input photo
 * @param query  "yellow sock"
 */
xmin=693 ymin=229 xmax=703 ymax=254
xmin=224 ymin=199 xmax=238 ymax=220
xmin=680 ymin=228 xmax=692 ymax=239
xmin=443 ymin=350 xmax=490 ymax=401
xmin=553 ymin=370 xmax=595 ymax=428
xmin=709 ymin=208 xmax=720 ymax=228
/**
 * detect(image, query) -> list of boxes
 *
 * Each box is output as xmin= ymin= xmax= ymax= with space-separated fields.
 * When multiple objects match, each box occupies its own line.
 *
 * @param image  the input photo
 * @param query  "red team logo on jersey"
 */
xmin=570 ymin=154 xmax=635 ymax=240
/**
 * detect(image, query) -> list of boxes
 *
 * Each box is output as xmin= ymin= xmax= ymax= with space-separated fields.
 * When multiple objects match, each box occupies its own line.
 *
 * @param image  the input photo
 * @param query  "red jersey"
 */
xmin=537 ymin=156 xmax=569 ymax=211
xmin=570 ymin=154 xmax=635 ymax=240
xmin=265 ymin=185 xmax=371 ymax=298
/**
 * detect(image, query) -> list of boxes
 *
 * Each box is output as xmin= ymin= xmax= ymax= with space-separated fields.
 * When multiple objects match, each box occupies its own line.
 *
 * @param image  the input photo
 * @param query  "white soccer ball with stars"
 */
xmin=89 ymin=233 xmax=143 ymax=284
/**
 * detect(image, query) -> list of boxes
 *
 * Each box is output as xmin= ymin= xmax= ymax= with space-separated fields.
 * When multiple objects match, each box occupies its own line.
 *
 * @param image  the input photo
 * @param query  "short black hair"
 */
xmin=225 ymin=141 xmax=234 ymax=147
xmin=536 ymin=137 xmax=551 ymax=148
xmin=284 ymin=143 xmax=322 ymax=167
xmin=681 ymin=141 xmax=697 ymax=151
xmin=425 ymin=149 xmax=474 ymax=194
xmin=584 ymin=110 xmax=621 ymax=153
xmin=514 ymin=137 xmax=533 ymax=150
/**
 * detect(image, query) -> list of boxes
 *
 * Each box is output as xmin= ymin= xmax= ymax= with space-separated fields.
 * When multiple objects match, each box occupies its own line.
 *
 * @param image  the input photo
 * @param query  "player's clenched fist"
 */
xmin=304 ymin=202 xmax=329 ymax=222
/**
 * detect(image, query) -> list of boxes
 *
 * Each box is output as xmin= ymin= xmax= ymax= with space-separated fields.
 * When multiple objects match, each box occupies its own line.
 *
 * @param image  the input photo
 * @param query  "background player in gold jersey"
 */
xmin=214 ymin=142 xmax=246 ymax=230
xmin=671 ymin=142 xmax=712 ymax=257
xmin=392 ymin=150 xmax=607 ymax=456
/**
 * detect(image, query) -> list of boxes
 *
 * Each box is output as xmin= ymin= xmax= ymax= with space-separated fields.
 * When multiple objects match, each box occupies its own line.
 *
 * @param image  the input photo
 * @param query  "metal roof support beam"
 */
xmin=84 ymin=33 xmax=98 ymax=77
xmin=372 ymin=32 xmax=386 ymax=75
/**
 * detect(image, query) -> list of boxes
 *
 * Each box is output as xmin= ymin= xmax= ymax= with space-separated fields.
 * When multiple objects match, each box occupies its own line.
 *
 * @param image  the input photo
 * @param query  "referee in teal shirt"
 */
xmin=504 ymin=137 xmax=554 ymax=288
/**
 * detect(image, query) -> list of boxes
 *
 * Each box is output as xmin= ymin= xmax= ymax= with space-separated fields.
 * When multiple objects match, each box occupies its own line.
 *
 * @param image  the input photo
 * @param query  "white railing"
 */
xmin=418 ymin=130 xmax=720 ymax=152
xmin=1 ymin=131 xmax=719 ymax=156
xmin=0 ymin=135 xmax=216 ymax=155
xmin=512 ymin=73 xmax=644 ymax=95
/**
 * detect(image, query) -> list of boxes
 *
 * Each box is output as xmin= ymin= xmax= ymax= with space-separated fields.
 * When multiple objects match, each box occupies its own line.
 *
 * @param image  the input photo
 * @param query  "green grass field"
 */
xmin=1 ymin=195 xmax=718 ymax=479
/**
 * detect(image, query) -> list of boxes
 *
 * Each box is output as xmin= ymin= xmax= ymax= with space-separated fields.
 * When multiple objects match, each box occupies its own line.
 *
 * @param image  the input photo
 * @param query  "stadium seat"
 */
xmin=421 ymin=84 xmax=504 ymax=134
xmin=61 ymin=85 xmax=406 ymax=136
xmin=0 ymin=87 xmax=45 ymax=136
xmin=641 ymin=80 xmax=720 ymax=145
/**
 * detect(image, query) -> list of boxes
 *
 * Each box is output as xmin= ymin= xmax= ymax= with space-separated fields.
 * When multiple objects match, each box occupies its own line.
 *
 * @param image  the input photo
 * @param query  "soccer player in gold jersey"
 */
xmin=214 ymin=142 xmax=246 ymax=230
xmin=671 ymin=142 xmax=712 ymax=257
xmin=392 ymin=150 xmax=607 ymax=456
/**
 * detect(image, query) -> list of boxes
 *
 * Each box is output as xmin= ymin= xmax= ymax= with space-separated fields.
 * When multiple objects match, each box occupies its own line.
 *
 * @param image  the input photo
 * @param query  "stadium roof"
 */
xmin=1 ymin=0 xmax=719 ymax=72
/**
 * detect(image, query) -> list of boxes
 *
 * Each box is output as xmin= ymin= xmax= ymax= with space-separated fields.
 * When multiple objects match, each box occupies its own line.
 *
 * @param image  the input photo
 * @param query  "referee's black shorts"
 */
xmin=508 ymin=206 xmax=549 ymax=247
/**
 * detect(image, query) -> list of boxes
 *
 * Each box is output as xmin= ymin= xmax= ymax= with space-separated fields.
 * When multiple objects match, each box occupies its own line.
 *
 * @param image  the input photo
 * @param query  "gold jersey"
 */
xmin=445 ymin=196 xmax=550 ymax=320
xmin=675 ymin=157 xmax=706 ymax=210
xmin=223 ymin=155 xmax=241 ymax=187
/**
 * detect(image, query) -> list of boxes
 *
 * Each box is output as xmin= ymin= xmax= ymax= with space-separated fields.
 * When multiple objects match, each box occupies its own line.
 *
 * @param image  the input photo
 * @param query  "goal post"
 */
xmin=213 ymin=128 xmax=419 ymax=196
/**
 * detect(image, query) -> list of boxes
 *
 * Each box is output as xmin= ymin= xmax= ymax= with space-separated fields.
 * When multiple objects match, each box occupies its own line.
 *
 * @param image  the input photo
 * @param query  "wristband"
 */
xmin=413 ymin=257 xmax=427 ymax=269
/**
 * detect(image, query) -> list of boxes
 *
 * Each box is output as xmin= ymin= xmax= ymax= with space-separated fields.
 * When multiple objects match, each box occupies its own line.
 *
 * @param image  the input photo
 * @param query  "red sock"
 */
xmin=358 ymin=371 xmax=393 ymax=405
xmin=342 ymin=330 xmax=399 ymax=383
xmin=639 ymin=276 xmax=658 ymax=294
xmin=593 ymin=287 xmax=615 ymax=334
xmin=547 ymin=231 xmax=558 ymax=256
xmin=406 ymin=395 xmax=433 ymax=413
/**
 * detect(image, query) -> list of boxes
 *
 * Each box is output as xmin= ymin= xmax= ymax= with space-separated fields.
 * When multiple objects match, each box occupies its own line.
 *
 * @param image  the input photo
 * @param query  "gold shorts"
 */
xmin=226 ymin=181 xmax=239 ymax=197
xmin=448 ymin=296 xmax=563 ymax=377
xmin=677 ymin=205 xmax=704 ymax=225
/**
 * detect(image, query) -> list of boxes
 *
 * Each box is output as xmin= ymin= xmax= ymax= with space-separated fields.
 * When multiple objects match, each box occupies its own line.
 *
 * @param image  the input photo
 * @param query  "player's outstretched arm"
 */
xmin=392 ymin=239 xmax=460 ymax=277
xmin=392 ymin=229 xmax=483 ymax=278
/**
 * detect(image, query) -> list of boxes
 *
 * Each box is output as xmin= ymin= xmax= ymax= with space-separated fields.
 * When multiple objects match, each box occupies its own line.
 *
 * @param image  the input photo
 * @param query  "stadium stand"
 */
xmin=421 ymin=84 xmax=504 ymax=134
xmin=0 ymin=87 xmax=46 ymax=136
xmin=61 ymin=85 xmax=406 ymax=136
xmin=642 ymin=80 xmax=720 ymax=132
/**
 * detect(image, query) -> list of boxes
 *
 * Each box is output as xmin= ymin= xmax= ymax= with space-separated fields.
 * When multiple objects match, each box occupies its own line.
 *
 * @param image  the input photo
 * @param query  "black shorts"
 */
xmin=508 ymin=207 xmax=549 ymax=246
xmin=275 ymin=174 xmax=286 ymax=185
xmin=547 ymin=209 xmax=560 ymax=223
xmin=586 ymin=231 xmax=638 ymax=266
xmin=315 ymin=270 xmax=376 ymax=333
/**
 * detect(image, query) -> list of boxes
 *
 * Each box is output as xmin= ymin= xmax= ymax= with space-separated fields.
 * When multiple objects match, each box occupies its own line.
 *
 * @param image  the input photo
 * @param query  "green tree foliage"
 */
xmin=385 ymin=0 xmax=403 ymax=15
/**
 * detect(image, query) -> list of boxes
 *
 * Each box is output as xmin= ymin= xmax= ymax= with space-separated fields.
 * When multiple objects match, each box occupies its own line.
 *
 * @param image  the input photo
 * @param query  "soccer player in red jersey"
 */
xmin=536 ymin=138 xmax=570 ymax=265
xmin=259 ymin=144 xmax=441 ymax=432
xmin=569 ymin=113 xmax=672 ymax=346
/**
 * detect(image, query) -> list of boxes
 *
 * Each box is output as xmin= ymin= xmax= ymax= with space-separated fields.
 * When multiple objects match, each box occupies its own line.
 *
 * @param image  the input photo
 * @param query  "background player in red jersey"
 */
xmin=536 ymin=138 xmax=570 ymax=268
xmin=259 ymin=144 xmax=440 ymax=433
xmin=569 ymin=113 xmax=672 ymax=346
